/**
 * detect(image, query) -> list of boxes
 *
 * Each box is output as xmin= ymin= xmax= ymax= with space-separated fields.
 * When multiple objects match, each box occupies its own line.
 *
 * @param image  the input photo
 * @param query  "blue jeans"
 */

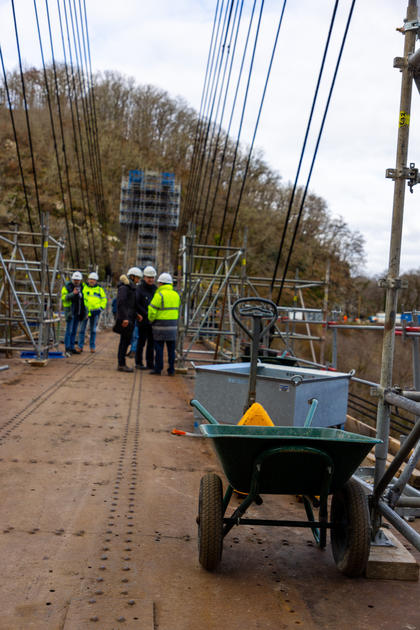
xmin=78 ymin=311 xmax=100 ymax=349
xmin=64 ymin=315 xmax=79 ymax=350
xmin=154 ymin=339 xmax=175 ymax=374
xmin=130 ymin=323 xmax=139 ymax=353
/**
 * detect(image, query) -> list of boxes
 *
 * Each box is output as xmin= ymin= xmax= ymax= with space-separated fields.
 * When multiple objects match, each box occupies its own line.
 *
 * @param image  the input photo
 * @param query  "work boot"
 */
xmin=118 ymin=365 xmax=134 ymax=372
xmin=90 ymin=348 xmax=95 ymax=353
xmin=71 ymin=348 xmax=81 ymax=354
xmin=136 ymin=364 xmax=148 ymax=370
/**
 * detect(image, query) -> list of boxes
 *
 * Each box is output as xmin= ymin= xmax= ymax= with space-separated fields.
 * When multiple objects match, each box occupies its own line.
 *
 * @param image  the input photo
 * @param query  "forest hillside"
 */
xmin=0 ymin=67 xmax=419 ymax=315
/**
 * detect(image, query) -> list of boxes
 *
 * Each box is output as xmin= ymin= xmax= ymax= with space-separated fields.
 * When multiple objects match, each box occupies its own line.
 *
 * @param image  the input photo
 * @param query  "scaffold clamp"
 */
xmin=377 ymin=277 xmax=408 ymax=290
xmin=385 ymin=163 xmax=420 ymax=192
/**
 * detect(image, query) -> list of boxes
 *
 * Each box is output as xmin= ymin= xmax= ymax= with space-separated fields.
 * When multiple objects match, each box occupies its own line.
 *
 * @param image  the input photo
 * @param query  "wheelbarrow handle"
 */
xmin=190 ymin=399 xmax=220 ymax=425
xmin=232 ymin=297 xmax=278 ymax=341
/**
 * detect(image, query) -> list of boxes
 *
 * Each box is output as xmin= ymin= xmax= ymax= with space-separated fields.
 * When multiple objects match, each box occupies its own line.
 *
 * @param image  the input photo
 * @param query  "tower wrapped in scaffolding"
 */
xmin=119 ymin=170 xmax=180 ymax=270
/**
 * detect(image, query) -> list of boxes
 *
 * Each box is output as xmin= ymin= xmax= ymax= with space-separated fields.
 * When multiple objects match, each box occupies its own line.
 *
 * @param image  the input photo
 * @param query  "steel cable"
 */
xmin=202 ymin=0 xmax=257 ymax=250
xmin=63 ymin=0 xmax=95 ymax=262
xmin=10 ymin=0 xmax=43 ymax=224
xmin=69 ymin=0 xmax=98 ymax=260
xmin=56 ymin=0 xmax=92 ymax=265
xmin=190 ymin=0 xmax=237 ymax=225
xmin=186 ymin=0 xmax=233 ymax=226
xmin=0 ymin=45 xmax=36 ymax=237
xmin=182 ymin=0 xmax=226 ymax=226
xmin=197 ymin=0 xmax=243 ymax=244
xmin=227 ymin=0 xmax=287 ymax=245
xmin=270 ymin=0 xmax=339 ymax=298
xmin=275 ymin=0 xmax=356 ymax=306
xmin=33 ymin=0 xmax=75 ymax=266
xmin=218 ymin=0 xmax=265 ymax=247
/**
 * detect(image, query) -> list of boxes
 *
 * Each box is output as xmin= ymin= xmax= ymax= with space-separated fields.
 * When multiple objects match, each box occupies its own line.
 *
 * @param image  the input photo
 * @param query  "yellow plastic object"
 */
xmin=234 ymin=403 xmax=275 ymax=496
xmin=237 ymin=402 xmax=275 ymax=427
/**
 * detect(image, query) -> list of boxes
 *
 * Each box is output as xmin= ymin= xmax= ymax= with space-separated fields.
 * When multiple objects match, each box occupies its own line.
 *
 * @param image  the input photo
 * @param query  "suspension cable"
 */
xmin=70 ymin=0 xmax=98 ymax=260
xmin=203 ymin=0 xmax=257 ymax=247
xmin=186 ymin=1 xmax=233 ymax=225
xmin=228 ymin=0 xmax=287 ymax=245
xmin=182 ymin=0 xmax=225 ymax=226
xmin=218 ymin=0 xmax=265 ymax=246
xmin=0 ymin=45 xmax=36 ymax=236
xmin=46 ymin=0 xmax=81 ymax=266
xmin=81 ymin=0 xmax=109 ymax=262
xmin=64 ymin=0 xmax=95 ymax=262
xmin=197 ymin=0 xmax=243 ymax=243
xmin=10 ymin=0 xmax=43 ymax=223
xmin=33 ymin=0 xmax=75 ymax=266
xmin=275 ymin=0 xmax=356 ymax=306
xmin=56 ymin=0 xmax=92 ymax=265
xmin=270 ymin=0 xmax=339 ymax=297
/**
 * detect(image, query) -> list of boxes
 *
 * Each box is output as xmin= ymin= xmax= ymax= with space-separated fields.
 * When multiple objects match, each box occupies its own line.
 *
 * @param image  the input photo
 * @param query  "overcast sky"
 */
xmin=1 ymin=0 xmax=420 ymax=277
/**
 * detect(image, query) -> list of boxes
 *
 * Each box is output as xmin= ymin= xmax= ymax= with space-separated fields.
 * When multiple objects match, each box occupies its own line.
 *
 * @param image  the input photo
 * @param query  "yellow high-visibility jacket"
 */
xmin=83 ymin=284 xmax=107 ymax=316
xmin=148 ymin=284 xmax=180 ymax=341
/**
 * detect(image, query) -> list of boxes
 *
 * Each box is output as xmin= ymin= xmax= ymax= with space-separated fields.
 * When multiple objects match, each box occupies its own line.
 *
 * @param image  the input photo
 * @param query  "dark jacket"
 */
xmin=64 ymin=281 xmax=86 ymax=320
xmin=116 ymin=275 xmax=137 ymax=323
xmin=136 ymin=280 xmax=157 ymax=327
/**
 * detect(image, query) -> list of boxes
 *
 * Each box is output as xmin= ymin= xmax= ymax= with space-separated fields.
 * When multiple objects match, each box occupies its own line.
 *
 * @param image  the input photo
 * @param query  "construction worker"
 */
xmin=61 ymin=271 xmax=86 ymax=355
xmin=148 ymin=272 xmax=180 ymax=376
xmin=135 ymin=265 xmax=157 ymax=370
xmin=115 ymin=267 xmax=142 ymax=372
xmin=78 ymin=272 xmax=107 ymax=353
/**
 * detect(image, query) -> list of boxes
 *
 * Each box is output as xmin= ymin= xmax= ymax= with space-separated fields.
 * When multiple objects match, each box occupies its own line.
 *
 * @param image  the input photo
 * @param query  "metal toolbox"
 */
xmin=194 ymin=362 xmax=352 ymax=428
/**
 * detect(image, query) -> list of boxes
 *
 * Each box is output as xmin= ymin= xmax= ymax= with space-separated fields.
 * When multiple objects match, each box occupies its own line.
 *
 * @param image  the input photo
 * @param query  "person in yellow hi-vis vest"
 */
xmin=148 ymin=273 xmax=180 ymax=376
xmin=77 ymin=272 xmax=107 ymax=353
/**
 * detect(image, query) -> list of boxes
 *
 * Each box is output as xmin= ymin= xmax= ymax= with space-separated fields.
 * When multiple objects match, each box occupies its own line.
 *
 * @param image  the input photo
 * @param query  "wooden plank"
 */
xmin=366 ymin=529 xmax=419 ymax=581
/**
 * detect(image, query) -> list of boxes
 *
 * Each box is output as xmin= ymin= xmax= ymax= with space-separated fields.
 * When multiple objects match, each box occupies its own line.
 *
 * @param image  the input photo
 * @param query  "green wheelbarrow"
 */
xmin=191 ymin=398 xmax=380 ymax=577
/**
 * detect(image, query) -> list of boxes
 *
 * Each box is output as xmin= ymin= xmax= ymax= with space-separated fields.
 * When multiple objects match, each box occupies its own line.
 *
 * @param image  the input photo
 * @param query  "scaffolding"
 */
xmin=176 ymin=232 xmax=328 ymax=367
xmin=0 ymin=214 xmax=65 ymax=359
xmin=120 ymin=170 xmax=180 ymax=270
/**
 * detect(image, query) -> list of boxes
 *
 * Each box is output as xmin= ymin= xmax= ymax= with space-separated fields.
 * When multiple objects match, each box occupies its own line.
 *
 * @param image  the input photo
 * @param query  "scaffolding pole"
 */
xmin=0 ymin=217 xmax=64 ymax=359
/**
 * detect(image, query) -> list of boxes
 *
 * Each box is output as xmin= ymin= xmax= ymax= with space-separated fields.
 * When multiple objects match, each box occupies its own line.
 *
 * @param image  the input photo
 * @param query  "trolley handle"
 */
xmin=232 ymin=297 xmax=278 ymax=341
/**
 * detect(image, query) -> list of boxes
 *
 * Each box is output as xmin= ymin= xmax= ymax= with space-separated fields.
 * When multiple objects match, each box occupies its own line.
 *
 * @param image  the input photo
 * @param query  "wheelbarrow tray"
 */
xmin=200 ymin=424 xmax=380 ymax=495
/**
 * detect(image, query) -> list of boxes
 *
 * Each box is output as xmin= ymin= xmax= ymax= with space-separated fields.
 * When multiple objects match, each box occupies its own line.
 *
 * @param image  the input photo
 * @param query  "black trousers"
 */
xmin=117 ymin=323 xmax=134 ymax=366
xmin=135 ymin=324 xmax=154 ymax=368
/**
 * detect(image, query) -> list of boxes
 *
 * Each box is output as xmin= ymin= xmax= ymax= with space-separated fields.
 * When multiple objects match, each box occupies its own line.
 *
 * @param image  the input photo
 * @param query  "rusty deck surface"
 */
xmin=0 ymin=331 xmax=419 ymax=630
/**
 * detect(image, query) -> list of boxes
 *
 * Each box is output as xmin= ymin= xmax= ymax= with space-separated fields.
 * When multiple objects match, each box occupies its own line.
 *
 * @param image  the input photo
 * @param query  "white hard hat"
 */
xmin=72 ymin=271 xmax=83 ymax=280
xmin=127 ymin=267 xmax=143 ymax=278
xmin=158 ymin=272 xmax=173 ymax=284
xmin=88 ymin=272 xmax=99 ymax=280
xmin=143 ymin=265 xmax=157 ymax=277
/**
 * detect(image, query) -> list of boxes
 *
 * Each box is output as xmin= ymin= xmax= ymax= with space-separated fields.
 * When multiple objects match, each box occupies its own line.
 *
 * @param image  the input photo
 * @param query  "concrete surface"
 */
xmin=0 ymin=331 xmax=419 ymax=630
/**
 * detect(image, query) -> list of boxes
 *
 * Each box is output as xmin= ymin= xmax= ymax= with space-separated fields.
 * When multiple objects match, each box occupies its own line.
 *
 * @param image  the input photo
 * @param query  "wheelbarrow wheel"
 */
xmin=330 ymin=478 xmax=370 ymax=577
xmin=198 ymin=473 xmax=223 ymax=571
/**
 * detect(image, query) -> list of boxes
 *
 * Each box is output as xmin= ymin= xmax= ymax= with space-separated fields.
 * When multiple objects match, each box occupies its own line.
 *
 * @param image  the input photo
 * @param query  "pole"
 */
xmin=319 ymin=259 xmax=330 ymax=366
xmin=373 ymin=0 xmax=418 ymax=523
xmin=37 ymin=212 xmax=49 ymax=359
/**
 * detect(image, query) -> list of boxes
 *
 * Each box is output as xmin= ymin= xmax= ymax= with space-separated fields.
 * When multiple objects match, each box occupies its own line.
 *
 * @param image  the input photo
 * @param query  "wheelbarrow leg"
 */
xmin=319 ymin=493 xmax=328 ymax=549
xmin=223 ymin=492 xmax=255 ymax=537
xmin=223 ymin=485 xmax=233 ymax=515
xmin=302 ymin=496 xmax=320 ymax=546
